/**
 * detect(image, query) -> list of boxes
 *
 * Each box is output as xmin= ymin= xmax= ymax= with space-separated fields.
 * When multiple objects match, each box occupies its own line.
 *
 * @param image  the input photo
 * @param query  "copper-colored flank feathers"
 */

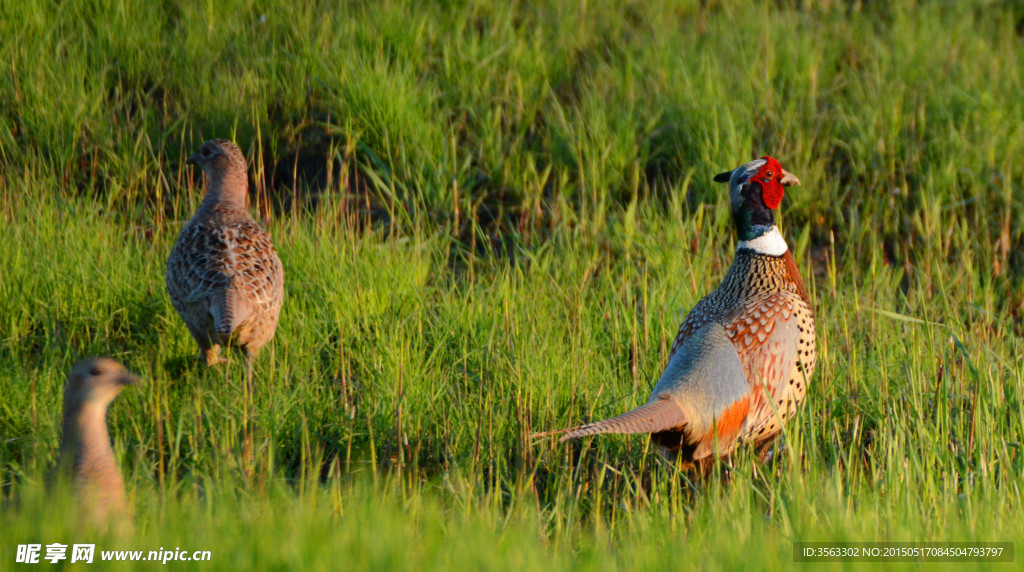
xmin=166 ymin=139 xmax=285 ymax=370
xmin=58 ymin=358 xmax=141 ymax=525
xmin=539 ymin=157 xmax=817 ymax=473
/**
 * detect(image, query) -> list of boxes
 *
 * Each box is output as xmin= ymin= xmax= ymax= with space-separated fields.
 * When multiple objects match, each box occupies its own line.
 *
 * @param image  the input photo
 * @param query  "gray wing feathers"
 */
xmin=647 ymin=322 xmax=749 ymax=438
xmin=559 ymin=399 xmax=686 ymax=441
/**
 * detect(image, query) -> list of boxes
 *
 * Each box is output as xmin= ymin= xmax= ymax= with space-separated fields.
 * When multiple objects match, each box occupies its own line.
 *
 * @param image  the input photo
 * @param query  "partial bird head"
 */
xmin=714 ymin=156 xmax=801 ymax=243
xmin=187 ymin=138 xmax=248 ymax=176
xmin=186 ymin=139 xmax=250 ymax=206
xmin=64 ymin=358 xmax=141 ymax=410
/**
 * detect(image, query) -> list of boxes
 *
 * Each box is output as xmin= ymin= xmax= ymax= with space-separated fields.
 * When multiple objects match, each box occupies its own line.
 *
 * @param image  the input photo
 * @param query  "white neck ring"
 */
xmin=737 ymin=225 xmax=788 ymax=256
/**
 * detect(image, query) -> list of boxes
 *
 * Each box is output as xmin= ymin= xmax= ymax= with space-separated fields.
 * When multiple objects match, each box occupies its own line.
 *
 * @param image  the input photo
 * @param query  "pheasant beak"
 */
xmin=186 ymin=153 xmax=199 ymax=165
xmin=780 ymin=169 xmax=801 ymax=187
xmin=117 ymin=371 xmax=143 ymax=387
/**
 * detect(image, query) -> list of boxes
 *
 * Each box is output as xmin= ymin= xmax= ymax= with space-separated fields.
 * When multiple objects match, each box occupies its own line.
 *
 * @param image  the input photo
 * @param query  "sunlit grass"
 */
xmin=2 ymin=0 xmax=1023 ymax=569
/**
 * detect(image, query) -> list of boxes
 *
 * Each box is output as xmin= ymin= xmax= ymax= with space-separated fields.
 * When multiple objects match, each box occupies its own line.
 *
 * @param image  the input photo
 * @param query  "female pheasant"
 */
xmin=59 ymin=358 xmax=141 ymax=525
xmin=548 ymin=156 xmax=816 ymax=471
xmin=166 ymin=139 xmax=285 ymax=372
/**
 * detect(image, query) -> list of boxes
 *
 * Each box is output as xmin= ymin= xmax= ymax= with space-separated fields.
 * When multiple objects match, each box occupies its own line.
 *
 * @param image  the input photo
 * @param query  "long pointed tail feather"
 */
xmin=543 ymin=399 xmax=686 ymax=442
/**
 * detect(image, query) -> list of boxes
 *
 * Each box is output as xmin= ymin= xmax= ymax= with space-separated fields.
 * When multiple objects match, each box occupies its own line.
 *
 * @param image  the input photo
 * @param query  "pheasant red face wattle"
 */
xmin=751 ymin=156 xmax=786 ymax=210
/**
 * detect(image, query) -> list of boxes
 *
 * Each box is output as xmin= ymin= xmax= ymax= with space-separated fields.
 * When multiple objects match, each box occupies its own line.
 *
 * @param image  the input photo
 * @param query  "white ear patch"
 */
xmin=737 ymin=226 xmax=788 ymax=256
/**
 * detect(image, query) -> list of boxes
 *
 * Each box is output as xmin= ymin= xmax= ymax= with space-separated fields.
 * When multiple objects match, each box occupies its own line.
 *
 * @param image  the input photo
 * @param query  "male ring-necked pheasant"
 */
xmin=166 ymin=139 xmax=285 ymax=373
xmin=545 ymin=156 xmax=816 ymax=472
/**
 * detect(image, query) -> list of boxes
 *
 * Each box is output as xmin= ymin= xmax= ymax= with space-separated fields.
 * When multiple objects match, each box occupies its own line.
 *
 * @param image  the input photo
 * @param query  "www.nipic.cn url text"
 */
xmin=15 ymin=544 xmax=212 ymax=564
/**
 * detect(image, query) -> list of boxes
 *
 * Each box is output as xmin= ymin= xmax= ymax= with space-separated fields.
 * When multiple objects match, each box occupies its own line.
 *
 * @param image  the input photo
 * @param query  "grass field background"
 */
xmin=2 ymin=0 xmax=1024 ymax=569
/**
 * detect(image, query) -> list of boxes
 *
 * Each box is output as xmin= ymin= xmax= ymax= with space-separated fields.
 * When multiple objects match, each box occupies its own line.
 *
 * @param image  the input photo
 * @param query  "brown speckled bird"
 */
xmin=166 ymin=139 xmax=284 ymax=372
xmin=59 ymin=358 xmax=141 ymax=524
xmin=543 ymin=156 xmax=816 ymax=472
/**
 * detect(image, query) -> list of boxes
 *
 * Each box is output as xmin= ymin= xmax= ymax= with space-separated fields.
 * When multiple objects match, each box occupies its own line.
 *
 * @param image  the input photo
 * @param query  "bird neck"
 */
xmin=60 ymin=401 xmax=119 ymax=482
xmin=199 ymin=169 xmax=249 ymax=213
xmin=717 ymin=249 xmax=799 ymax=304
xmin=735 ymin=225 xmax=788 ymax=256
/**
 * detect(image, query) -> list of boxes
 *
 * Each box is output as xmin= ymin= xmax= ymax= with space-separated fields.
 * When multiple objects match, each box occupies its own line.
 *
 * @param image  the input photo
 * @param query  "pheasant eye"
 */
xmin=89 ymin=367 xmax=102 ymax=376
xmin=764 ymin=170 xmax=774 ymax=178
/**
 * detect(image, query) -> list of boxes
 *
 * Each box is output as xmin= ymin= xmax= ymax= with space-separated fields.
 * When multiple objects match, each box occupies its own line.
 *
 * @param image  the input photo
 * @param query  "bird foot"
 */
xmin=198 ymin=349 xmax=229 ymax=366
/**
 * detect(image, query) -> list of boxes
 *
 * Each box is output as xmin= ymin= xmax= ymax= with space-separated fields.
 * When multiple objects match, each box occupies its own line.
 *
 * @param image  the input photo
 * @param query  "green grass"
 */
xmin=2 ymin=0 xmax=1024 ymax=569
